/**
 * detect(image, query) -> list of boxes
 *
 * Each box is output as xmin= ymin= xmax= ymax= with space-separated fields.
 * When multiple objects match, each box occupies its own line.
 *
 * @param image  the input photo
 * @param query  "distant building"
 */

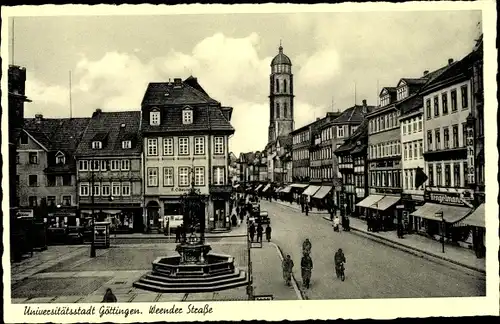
xmin=74 ymin=110 xmax=142 ymax=232
xmin=140 ymin=77 xmax=234 ymax=232
xmin=18 ymin=115 xmax=90 ymax=226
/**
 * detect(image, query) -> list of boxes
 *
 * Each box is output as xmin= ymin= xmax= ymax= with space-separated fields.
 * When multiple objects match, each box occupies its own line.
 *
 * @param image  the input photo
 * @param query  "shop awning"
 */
xmin=233 ymin=184 xmax=240 ymax=189
xmin=281 ymin=186 xmax=292 ymax=193
xmin=313 ymin=186 xmax=333 ymax=199
xmin=411 ymin=203 xmax=472 ymax=224
xmin=291 ymin=183 xmax=308 ymax=188
xmin=356 ymin=195 xmax=384 ymax=208
xmin=255 ymin=184 xmax=263 ymax=191
xmin=372 ymin=196 xmax=400 ymax=211
xmin=302 ymin=185 xmax=320 ymax=196
xmin=262 ymin=184 xmax=271 ymax=192
xmin=456 ymin=204 xmax=485 ymax=228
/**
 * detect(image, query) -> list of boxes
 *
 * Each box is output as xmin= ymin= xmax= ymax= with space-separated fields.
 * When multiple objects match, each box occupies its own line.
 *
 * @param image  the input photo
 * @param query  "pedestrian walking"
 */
xmin=305 ymin=203 xmax=309 ymax=216
xmin=333 ymin=215 xmax=341 ymax=232
xmin=300 ymin=198 xmax=305 ymax=213
xmin=231 ymin=213 xmax=238 ymax=227
xmin=301 ymin=253 xmax=313 ymax=289
xmin=282 ymin=255 xmax=294 ymax=286
xmin=302 ymin=238 xmax=312 ymax=255
xmin=256 ymin=223 xmax=263 ymax=243
xmin=265 ymin=224 xmax=272 ymax=242
xmin=249 ymin=223 xmax=256 ymax=242
xmin=102 ymin=288 xmax=117 ymax=302
xmin=344 ymin=216 xmax=350 ymax=231
xmin=175 ymin=225 xmax=181 ymax=243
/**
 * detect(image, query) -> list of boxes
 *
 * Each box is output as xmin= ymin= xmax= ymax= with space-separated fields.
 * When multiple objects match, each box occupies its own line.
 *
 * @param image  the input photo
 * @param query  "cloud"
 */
xmin=296 ymin=49 xmax=341 ymax=87
xmin=25 ymin=79 xmax=69 ymax=116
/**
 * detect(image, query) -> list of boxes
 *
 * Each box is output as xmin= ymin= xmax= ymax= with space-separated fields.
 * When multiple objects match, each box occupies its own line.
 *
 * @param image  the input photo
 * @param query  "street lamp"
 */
xmin=435 ymin=211 xmax=445 ymax=253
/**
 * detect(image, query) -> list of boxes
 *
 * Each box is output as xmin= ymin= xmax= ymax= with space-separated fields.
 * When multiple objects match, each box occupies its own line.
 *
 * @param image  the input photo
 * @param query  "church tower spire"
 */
xmin=268 ymin=43 xmax=294 ymax=144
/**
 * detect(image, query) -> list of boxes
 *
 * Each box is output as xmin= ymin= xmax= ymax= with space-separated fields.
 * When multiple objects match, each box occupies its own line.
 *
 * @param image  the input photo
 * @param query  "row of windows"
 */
xmin=275 ymin=102 xmax=290 ymax=119
xmin=27 ymin=195 xmax=72 ymax=208
xmin=369 ymin=170 xmax=402 ymax=188
xmin=403 ymin=168 xmax=424 ymax=190
xmin=396 ymin=86 xmax=409 ymax=101
xmin=275 ymin=78 xmax=289 ymax=94
xmin=311 ymin=147 xmax=333 ymax=161
xmin=293 ymin=148 xmax=309 ymax=161
xmin=380 ymin=95 xmax=391 ymax=107
xmin=368 ymin=111 xmax=400 ymax=134
xmin=147 ymin=136 xmax=224 ymax=156
xmin=368 ymin=140 xmax=401 ymax=159
xmin=338 ymin=155 xmax=352 ymax=164
xmin=343 ymin=173 xmax=365 ymax=187
xmin=293 ymin=167 xmax=310 ymax=178
xmin=150 ymin=109 xmax=194 ymax=127
xmin=427 ymin=161 xmax=468 ymax=188
xmin=91 ymin=140 xmax=132 ymax=150
xmin=293 ymin=132 xmax=310 ymax=145
xmin=311 ymin=166 xmax=334 ymax=180
xmin=78 ymin=159 xmax=131 ymax=172
xmin=426 ymin=124 xmax=467 ymax=151
xmin=403 ymin=140 xmax=424 ymax=161
xmin=401 ymin=116 xmax=423 ymax=135
xmin=272 ymin=64 xmax=291 ymax=74
xmin=79 ymin=182 xmax=131 ymax=197
xmin=425 ymin=85 xmax=468 ymax=119
xmin=147 ymin=166 xmax=226 ymax=187
xmin=17 ymin=152 xmax=39 ymax=164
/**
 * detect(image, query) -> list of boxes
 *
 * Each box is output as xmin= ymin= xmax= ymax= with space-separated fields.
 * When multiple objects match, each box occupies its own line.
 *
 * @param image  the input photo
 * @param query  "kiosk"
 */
xmin=94 ymin=221 xmax=111 ymax=249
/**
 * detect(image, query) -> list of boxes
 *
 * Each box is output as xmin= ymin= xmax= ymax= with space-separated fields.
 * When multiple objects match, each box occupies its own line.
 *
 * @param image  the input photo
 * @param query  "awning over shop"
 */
xmin=262 ymin=184 xmax=271 ymax=192
xmin=411 ymin=203 xmax=472 ymax=224
xmin=291 ymin=183 xmax=308 ymax=188
xmin=372 ymin=196 xmax=400 ymax=211
xmin=80 ymin=209 xmax=122 ymax=215
xmin=281 ymin=186 xmax=292 ymax=193
xmin=313 ymin=186 xmax=333 ymax=199
xmin=356 ymin=195 xmax=384 ymax=208
xmin=255 ymin=184 xmax=263 ymax=191
xmin=233 ymin=184 xmax=240 ymax=189
xmin=456 ymin=204 xmax=485 ymax=228
xmin=302 ymin=185 xmax=320 ymax=196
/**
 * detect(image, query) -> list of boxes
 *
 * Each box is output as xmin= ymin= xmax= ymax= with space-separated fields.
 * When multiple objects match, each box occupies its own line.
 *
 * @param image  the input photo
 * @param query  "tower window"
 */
xmin=284 ymin=79 xmax=287 ymax=93
xmin=284 ymin=102 xmax=288 ymax=118
xmin=276 ymin=103 xmax=280 ymax=119
xmin=275 ymin=79 xmax=280 ymax=93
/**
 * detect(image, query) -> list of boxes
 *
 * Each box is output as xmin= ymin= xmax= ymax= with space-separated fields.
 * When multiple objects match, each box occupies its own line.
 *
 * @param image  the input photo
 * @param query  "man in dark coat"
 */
xmin=305 ymin=203 xmax=309 ymax=216
xmin=249 ymin=223 xmax=256 ymax=242
xmin=231 ymin=214 xmax=238 ymax=227
xmin=102 ymin=288 xmax=117 ymax=302
xmin=265 ymin=224 xmax=272 ymax=242
xmin=301 ymin=253 xmax=313 ymax=289
xmin=175 ymin=225 xmax=181 ymax=243
xmin=256 ymin=223 xmax=264 ymax=243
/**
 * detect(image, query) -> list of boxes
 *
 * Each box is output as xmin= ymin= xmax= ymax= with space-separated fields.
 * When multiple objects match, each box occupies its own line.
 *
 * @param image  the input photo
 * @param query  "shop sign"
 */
xmin=426 ymin=190 xmax=472 ymax=207
xmin=17 ymin=209 xmax=33 ymax=218
xmin=254 ymin=294 xmax=274 ymax=300
xmin=169 ymin=187 xmax=201 ymax=194
xmin=466 ymin=125 xmax=475 ymax=185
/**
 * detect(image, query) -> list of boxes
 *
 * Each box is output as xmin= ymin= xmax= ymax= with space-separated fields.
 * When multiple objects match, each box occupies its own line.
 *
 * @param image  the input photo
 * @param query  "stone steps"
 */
xmin=146 ymin=268 xmax=241 ymax=283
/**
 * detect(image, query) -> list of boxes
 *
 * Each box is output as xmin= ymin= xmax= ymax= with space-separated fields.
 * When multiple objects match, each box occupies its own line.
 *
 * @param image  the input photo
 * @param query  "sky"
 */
xmin=7 ymin=9 xmax=482 ymax=155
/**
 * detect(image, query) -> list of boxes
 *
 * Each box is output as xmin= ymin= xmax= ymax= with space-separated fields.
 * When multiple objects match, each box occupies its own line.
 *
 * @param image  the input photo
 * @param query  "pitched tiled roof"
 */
xmin=398 ymin=94 xmax=424 ymax=116
xmin=420 ymin=58 xmax=470 ymax=94
xmin=141 ymin=78 xmax=219 ymax=106
xmin=23 ymin=117 xmax=90 ymax=153
xmin=330 ymin=104 xmax=375 ymax=125
xmin=335 ymin=119 xmax=368 ymax=154
xmin=75 ymin=111 xmax=142 ymax=157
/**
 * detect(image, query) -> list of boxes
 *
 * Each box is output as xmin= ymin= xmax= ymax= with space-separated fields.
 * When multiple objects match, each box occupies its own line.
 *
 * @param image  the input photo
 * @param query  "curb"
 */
xmin=270 ymin=242 xmax=306 ymax=300
xmin=269 ymin=201 xmax=329 ymax=215
xmin=111 ymin=234 xmax=247 ymax=240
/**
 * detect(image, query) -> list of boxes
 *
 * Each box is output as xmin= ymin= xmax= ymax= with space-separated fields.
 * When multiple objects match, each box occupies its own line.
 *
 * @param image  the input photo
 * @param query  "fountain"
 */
xmin=134 ymin=183 xmax=247 ymax=293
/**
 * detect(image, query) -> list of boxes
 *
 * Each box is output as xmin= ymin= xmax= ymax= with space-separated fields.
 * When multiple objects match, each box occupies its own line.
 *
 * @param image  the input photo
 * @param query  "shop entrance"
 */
xmin=146 ymin=201 xmax=160 ymax=231
xmin=213 ymin=199 xmax=226 ymax=229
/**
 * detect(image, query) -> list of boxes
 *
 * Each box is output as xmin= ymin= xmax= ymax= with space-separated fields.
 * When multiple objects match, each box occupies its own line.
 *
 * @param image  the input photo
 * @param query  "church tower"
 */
xmin=268 ymin=44 xmax=294 ymax=143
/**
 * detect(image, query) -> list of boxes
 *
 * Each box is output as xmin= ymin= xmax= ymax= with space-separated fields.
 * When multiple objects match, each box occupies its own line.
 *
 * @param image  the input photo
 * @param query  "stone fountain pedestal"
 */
xmin=133 ymin=233 xmax=248 ymax=293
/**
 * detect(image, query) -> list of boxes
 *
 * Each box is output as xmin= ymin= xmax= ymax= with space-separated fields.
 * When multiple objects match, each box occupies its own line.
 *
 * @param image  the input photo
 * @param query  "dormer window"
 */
xmin=55 ymin=152 xmax=65 ymax=165
xmin=150 ymin=109 xmax=160 ymax=126
xmin=92 ymin=141 xmax=102 ymax=149
xmin=183 ymin=107 xmax=193 ymax=124
xmin=397 ymin=86 xmax=408 ymax=101
xmin=122 ymin=140 xmax=132 ymax=149
xmin=380 ymin=95 xmax=390 ymax=107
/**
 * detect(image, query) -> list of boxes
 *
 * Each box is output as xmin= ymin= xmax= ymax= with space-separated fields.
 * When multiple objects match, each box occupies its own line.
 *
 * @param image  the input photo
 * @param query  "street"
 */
xmin=259 ymin=200 xmax=485 ymax=299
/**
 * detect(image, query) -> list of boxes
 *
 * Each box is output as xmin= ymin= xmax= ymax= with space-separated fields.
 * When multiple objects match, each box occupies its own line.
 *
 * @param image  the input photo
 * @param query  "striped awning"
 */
xmin=455 ymin=204 xmax=485 ymax=228
xmin=291 ymin=183 xmax=308 ymax=188
xmin=255 ymin=184 xmax=263 ymax=191
xmin=313 ymin=186 xmax=333 ymax=199
xmin=356 ymin=195 xmax=384 ymax=208
xmin=372 ymin=196 xmax=400 ymax=211
xmin=262 ymin=184 xmax=271 ymax=192
xmin=302 ymin=185 xmax=320 ymax=196
xmin=281 ymin=186 xmax=292 ymax=193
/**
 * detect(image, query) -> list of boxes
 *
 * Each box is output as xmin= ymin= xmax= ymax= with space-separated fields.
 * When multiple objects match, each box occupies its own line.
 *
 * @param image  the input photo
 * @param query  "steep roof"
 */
xmin=23 ymin=117 xmax=90 ymax=153
xmin=335 ymin=119 xmax=368 ymax=154
xmin=420 ymin=57 xmax=471 ymax=95
xmin=75 ymin=111 xmax=142 ymax=157
xmin=141 ymin=78 xmax=219 ymax=106
xmin=328 ymin=104 xmax=375 ymax=125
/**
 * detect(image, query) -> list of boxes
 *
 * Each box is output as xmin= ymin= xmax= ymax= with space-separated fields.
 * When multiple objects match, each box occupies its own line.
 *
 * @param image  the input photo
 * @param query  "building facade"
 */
xmin=18 ymin=115 xmax=90 ymax=227
xmin=141 ymin=77 xmax=234 ymax=231
xmin=75 ymin=110 xmax=143 ymax=233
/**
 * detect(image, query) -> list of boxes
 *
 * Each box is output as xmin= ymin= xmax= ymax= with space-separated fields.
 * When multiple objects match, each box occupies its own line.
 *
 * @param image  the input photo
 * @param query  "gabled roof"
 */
xmin=141 ymin=78 xmax=219 ymax=106
xmin=75 ymin=110 xmax=142 ymax=157
xmin=335 ymin=119 xmax=368 ymax=154
xmin=420 ymin=57 xmax=471 ymax=95
xmin=379 ymin=87 xmax=397 ymax=97
xmin=23 ymin=117 xmax=90 ymax=154
xmin=327 ymin=104 xmax=375 ymax=126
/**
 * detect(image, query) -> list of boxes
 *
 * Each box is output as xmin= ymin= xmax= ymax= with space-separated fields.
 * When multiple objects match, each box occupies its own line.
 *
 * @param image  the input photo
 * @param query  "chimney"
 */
xmin=448 ymin=58 xmax=454 ymax=65
xmin=173 ymin=78 xmax=183 ymax=88
xmin=362 ymin=99 xmax=367 ymax=114
xmin=92 ymin=108 xmax=102 ymax=118
xmin=35 ymin=114 xmax=43 ymax=123
xmin=423 ymin=70 xmax=429 ymax=76
xmin=316 ymin=117 xmax=320 ymax=121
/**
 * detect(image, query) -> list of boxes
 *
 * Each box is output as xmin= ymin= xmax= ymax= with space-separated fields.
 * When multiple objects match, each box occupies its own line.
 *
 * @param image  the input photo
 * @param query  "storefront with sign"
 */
xmin=79 ymin=205 xmax=142 ymax=233
xmin=401 ymin=193 xmax=426 ymax=234
xmin=410 ymin=190 xmax=473 ymax=243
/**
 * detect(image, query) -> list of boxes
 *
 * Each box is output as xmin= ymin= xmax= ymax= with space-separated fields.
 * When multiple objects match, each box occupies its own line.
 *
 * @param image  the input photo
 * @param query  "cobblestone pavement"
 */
xmin=260 ymin=200 xmax=485 ymax=300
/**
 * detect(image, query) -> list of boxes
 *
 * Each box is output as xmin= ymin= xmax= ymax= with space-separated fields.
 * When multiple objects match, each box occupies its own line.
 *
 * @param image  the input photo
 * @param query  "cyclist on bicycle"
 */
xmin=302 ymin=238 xmax=312 ymax=255
xmin=334 ymin=248 xmax=346 ymax=278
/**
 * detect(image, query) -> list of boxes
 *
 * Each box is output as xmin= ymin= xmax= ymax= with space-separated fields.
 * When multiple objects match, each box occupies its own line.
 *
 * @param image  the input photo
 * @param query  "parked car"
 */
xmin=257 ymin=211 xmax=271 ymax=225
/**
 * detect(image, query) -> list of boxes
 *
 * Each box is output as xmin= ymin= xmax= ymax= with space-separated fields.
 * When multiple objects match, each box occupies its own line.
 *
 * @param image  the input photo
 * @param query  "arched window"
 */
xmin=284 ymin=102 xmax=288 ymax=118
xmin=284 ymin=79 xmax=287 ymax=93
xmin=275 ymin=79 xmax=280 ymax=93
xmin=276 ymin=103 xmax=280 ymax=119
